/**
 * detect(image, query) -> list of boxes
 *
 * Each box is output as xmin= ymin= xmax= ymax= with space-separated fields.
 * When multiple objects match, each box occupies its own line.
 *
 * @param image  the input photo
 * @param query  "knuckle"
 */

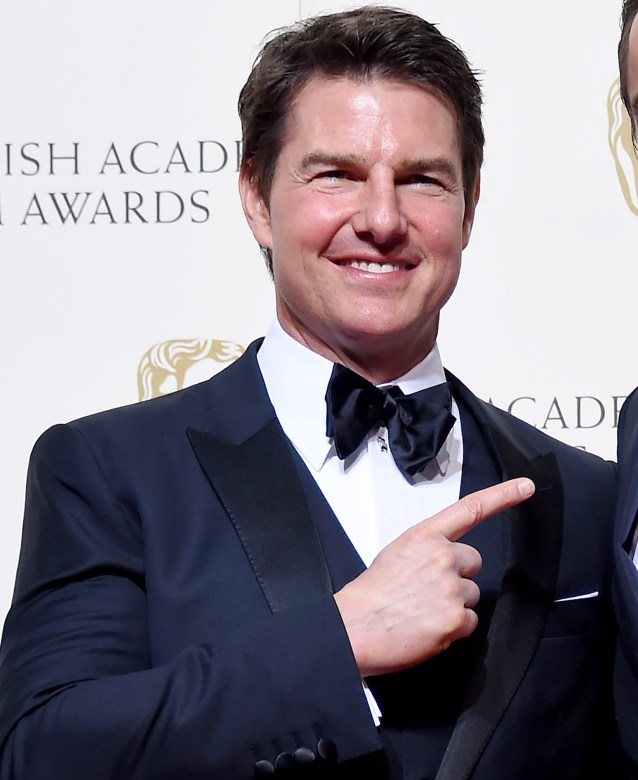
xmin=459 ymin=494 xmax=483 ymax=523
xmin=434 ymin=548 xmax=456 ymax=571
xmin=441 ymin=576 xmax=464 ymax=601
xmin=458 ymin=608 xmax=478 ymax=638
xmin=464 ymin=581 xmax=481 ymax=607
xmin=403 ymin=524 xmax=421 ymax=544
xmin=448 ymin=604 xmax=469 ymax=631
xmin=462 ymin=549 xmax=482 ymax=576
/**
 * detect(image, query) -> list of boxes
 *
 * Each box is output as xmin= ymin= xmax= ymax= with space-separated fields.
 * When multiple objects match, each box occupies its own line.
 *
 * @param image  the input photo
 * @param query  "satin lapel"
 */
xmin=437 ymin=376 xmax=563 ymax=780
xmin=187 ymin=342 xmax=332 ymax=614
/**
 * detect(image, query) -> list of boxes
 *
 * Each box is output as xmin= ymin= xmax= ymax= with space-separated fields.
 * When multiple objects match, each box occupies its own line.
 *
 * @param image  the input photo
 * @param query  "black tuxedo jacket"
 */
xmin=614 ymin=388 xmax=638 ymax=773
xmin=0 ymin=342 xmax=617 ymax=779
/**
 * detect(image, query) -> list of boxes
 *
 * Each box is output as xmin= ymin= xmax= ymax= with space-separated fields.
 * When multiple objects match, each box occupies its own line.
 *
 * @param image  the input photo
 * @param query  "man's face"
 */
xmin=627 ymin=14 xmax=638 ymax=128
xmin=241 ymin=76 xmax=479 ymax=379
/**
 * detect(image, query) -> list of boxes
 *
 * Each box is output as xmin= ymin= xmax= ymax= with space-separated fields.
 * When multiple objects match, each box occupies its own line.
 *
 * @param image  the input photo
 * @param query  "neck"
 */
xmin=279 ymin=322 xmax=436 ymax=385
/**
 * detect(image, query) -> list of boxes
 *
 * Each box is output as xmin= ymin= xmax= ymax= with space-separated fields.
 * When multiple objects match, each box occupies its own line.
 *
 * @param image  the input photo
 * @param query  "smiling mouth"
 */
xmin=336 ymin=260 xmax=415 ymax=273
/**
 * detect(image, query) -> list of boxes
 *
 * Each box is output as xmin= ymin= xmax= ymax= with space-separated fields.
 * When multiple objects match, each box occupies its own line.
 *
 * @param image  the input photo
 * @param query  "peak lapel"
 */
xmin=187 ymin=341 xmax=332 ymax=614
xmin=437 ymin=377 xmax=563 ymax=780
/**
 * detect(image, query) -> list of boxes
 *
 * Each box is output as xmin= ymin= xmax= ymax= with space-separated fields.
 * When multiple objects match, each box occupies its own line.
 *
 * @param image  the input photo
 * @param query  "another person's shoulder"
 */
xmin=617 ymin=386 xmax=638 ymax=471
xmin=619 ymin=386 xmax=638 ymax=441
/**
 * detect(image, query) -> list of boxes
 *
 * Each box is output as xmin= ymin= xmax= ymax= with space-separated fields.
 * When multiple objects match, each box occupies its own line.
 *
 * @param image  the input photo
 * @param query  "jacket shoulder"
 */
xmin=448 ymin=371 xmax=615 ymax=484
xmin=618 ymin=387 xmax=638 ymax=461
xmin=36 ymin=343 xmax=264 ymax=448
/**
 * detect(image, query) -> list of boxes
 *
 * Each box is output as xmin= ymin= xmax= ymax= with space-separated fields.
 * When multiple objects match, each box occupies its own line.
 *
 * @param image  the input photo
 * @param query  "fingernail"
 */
xmin=518 ymin=478 xmax=535 ymax=497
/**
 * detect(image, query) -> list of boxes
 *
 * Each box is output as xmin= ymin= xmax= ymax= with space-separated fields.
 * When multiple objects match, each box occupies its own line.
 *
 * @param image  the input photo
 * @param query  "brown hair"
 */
xmin=619 ymin=0 xmax=638 ymax=140
xmin=238 ymin=6 xmax=484 ymax=270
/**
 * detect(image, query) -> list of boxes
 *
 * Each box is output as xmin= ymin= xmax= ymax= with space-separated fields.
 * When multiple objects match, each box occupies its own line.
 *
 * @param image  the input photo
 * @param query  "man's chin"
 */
xmin=327 ymin=322 xmax=436 ymax=373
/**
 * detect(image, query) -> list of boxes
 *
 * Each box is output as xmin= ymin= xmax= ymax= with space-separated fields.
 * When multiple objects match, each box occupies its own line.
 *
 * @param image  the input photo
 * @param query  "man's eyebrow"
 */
xmin=396 ymin=157 xmax=458 ymax=178
xmin=300 ymin=152 xmax=459 ymax=177
xmin=300 ymin=152 xmax=363 ymax=169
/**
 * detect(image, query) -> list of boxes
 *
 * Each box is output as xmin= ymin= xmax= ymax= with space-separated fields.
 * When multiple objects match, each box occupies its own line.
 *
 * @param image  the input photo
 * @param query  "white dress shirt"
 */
xmin=257 ymin=320 xmax=464 ymax=567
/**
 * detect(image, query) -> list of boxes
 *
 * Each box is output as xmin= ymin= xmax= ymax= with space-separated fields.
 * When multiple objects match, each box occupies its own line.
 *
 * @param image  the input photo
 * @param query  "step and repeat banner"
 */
xmin=1 ymin=0 xmax=636 ymax=619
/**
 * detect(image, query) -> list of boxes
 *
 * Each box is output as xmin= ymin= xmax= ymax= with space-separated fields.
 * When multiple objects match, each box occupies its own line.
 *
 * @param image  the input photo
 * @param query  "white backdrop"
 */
xmin=1 ymin=0 xmax=637 ymax=620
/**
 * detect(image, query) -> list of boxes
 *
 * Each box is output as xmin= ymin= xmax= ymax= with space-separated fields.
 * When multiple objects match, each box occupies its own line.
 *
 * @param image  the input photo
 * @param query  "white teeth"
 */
xmin=349 ymin=261 xmax=400 ymax=273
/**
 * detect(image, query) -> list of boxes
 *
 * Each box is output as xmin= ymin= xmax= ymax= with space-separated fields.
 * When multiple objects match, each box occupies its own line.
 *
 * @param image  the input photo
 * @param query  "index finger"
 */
xmin=424 ymin=478 xmax=535 ymax=542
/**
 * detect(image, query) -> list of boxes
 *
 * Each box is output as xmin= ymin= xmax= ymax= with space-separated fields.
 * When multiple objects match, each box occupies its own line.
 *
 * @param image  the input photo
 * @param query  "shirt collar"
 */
xmin=257 ymin=319 xmax=448 ymax=472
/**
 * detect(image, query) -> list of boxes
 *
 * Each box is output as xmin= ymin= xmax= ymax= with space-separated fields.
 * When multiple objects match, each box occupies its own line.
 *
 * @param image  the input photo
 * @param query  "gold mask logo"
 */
xmin=138 ymin=338 xmax=244 ymax=400
xmin=608 ymin=77 xmax=638 ymax=214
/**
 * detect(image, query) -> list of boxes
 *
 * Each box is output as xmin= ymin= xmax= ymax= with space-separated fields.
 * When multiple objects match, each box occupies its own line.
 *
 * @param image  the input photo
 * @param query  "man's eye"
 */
xmin=403 ymin=174 xmax=439 ymax=186
xmin=317 ymin=170 xmax=350 ymax=180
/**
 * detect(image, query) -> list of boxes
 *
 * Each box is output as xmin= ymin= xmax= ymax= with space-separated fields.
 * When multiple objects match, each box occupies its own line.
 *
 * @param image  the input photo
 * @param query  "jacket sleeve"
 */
xmin=618 ymin=388 xmax=638 ymax=464
xmin=614 ymin=388 xmax=638 ymax=772
xmin=0 ymin=423 xmax=382 ymax=779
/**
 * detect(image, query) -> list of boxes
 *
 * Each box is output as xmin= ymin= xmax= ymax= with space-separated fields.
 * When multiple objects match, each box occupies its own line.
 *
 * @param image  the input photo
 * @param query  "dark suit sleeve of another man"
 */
xmin=614 ymin=388 xmax=638 ymax=774
xmin=0 ymin=422 xmax=382 ymax=779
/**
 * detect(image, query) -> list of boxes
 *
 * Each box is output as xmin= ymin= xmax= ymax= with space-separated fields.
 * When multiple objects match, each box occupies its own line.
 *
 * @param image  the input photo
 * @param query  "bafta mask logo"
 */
xmin=608 ymin=77 xmax=638 ymax=214
xmin=138 ymin=338 xmax=244 ymax=401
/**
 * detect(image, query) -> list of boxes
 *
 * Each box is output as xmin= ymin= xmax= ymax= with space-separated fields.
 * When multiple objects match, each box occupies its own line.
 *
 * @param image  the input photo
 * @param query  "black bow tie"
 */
xmin=325 ymin=363 xmax=456 ymax=479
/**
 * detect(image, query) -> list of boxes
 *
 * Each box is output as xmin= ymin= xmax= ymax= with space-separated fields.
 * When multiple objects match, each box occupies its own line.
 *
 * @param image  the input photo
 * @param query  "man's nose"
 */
xmin=352 ymin=179 xmax=408 ymax=244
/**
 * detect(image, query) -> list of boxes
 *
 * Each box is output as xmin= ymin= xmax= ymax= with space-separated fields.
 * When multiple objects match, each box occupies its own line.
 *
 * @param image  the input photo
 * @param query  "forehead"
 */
xmin=280 ymin=75 xmax=460 ymax=156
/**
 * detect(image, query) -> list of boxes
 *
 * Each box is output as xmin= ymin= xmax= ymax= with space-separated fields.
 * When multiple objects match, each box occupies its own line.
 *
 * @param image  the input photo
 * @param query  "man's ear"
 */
xmin=238 ymin=167 xmax=273 ymax=250
xmin=462 ymin=173 xmax=481 ymax=249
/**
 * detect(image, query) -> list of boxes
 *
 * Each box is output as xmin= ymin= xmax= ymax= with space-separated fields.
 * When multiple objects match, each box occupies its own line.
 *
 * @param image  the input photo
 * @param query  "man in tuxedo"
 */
xmin=0 ymin=7 xmax=618 ymax=779
xmin=614 ymin=0 xmax=638 ymax=770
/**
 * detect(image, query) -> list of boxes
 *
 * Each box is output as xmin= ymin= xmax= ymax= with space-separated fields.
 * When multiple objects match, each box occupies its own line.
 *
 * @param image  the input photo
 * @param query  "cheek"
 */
xmin=273 ymin=196 xmax=350 ymax=254
xmin=272 ymin=201 xmax=323 ymax=252
xmin=414 ymin=207 xmax=466 ymax=254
